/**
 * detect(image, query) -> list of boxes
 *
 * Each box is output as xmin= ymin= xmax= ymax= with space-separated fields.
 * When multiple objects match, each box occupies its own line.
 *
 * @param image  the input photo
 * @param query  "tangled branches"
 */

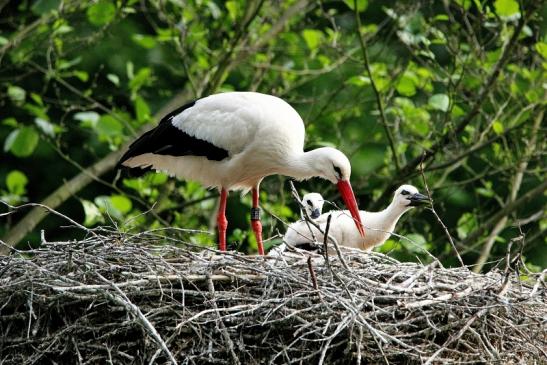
xmin=0 ymin=230 xmax=545 ymax=364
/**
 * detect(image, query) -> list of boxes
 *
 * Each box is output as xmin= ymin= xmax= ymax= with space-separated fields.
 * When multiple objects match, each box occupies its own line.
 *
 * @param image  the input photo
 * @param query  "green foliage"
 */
xmin=428 ymin=94 xmax=450 ymax=112
xmin=494 ymin=0 xmax=520 ymax=18
xmin=343 ymin=0 xmax=368 ymax=12
xmin=6 ymin=170 xmax=28 ymax=196
xmin=4 ymin=126 xmax=40 ymax=157
xmin=87 ymin=1 xmax=116 ymax=26
xmin=0 ymin=0 xmax=544 ymax=270
xmin=1 ymin=170 xmax=28 ymax=205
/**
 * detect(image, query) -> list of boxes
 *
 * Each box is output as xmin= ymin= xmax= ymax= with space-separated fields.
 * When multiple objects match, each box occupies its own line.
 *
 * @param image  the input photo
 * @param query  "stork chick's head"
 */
xmin=301 ymin=192 xmax=324 ymax=219
xmin=393 ymin=185 xmax=429 ymax=208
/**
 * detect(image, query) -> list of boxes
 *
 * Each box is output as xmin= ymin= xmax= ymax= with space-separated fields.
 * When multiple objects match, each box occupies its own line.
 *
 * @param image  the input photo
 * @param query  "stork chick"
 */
xmin=301 ymin=192 xmax=324 ymax=220
xmin=283 ymin=185 xmax=429 ymax=251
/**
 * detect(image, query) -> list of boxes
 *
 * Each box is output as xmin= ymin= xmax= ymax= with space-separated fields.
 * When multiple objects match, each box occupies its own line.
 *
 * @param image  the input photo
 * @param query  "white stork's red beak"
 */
xmin=337 ymin=180 xmax=365 ymax=237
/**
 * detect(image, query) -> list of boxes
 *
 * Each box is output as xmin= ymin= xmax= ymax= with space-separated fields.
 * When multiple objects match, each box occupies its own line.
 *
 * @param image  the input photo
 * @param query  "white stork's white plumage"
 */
xmin=283 ymin=185 xmax=429 ymax=251
xmin=118 ymin=92 xmax=364 ymax=254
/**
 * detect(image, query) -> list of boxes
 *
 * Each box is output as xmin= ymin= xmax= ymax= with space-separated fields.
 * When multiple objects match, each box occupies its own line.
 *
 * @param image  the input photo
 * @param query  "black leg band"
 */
xmin=250 ymin=207 xmax=261 ymax=221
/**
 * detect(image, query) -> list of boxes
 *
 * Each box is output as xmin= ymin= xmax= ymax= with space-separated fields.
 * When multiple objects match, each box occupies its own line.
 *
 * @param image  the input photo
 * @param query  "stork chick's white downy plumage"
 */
xmin=283 ymin=185 xmax=429 ymax=251
xmin=301 ymin=192 xmax=324 ymax=220
xmin=118 ymin=92 xmax=364 ymax=255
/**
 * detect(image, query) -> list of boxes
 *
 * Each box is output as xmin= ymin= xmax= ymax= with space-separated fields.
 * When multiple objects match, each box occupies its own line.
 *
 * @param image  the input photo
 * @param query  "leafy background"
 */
xmin=0 ymin=0 xmax=545 ymax=273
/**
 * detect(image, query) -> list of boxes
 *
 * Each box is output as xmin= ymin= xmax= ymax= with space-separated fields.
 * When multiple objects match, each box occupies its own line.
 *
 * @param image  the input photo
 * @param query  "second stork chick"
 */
xmin=283 ymin=185 xmax=429 ymax=251
xmin=301 ymin=192 xmax=324 ymax=219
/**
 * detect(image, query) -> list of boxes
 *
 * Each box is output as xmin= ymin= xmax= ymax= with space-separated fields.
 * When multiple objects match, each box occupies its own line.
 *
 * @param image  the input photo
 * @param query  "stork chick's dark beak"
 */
xmin=310 ymin=208 xmax=321 ymax=219
xmin=408 ymin=193 xmax=429 ymax=206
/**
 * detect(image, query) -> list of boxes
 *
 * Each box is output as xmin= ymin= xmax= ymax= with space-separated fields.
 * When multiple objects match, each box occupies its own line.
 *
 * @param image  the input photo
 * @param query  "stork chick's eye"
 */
xmin=333 ymin=165 xmax=342 ymax=179
xmin=306 ymin=200 xmax=313 ymax=206
xmin=401 ymin=190 xmax=410 ymax=195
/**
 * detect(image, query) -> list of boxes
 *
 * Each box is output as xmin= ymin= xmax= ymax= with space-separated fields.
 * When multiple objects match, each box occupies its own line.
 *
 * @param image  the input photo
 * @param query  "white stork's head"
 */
xmin=392 ymin=185 xmax=429 ymax=209
xmin=301 ymin=192 xmax=324 ymax=219
xmin=308 ymin=147 xmax=352 ymax=184
xmin=300 ymin=146 xmax=364 ymax=237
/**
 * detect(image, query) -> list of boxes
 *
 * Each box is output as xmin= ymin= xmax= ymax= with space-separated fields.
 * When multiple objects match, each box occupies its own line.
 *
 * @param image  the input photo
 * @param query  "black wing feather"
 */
xmin=117 ymin=100 xmax=229 ymax=176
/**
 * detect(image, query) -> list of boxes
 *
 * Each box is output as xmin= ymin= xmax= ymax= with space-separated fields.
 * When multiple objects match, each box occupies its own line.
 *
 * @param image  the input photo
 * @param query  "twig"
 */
xmin=424 ymin=308 xmax=488 ymax=365
xmin=307 ymin=256 xmax=319 ymax=291
xmin=95 ymin=272 xmax=178 ymax=365
xmin=322 ymin=214 xmax=333 ymax=271
xmin=354 ymin=1 xmax=399 ymax=172
xmin=418 ymin=157 xmax=465 ymax=267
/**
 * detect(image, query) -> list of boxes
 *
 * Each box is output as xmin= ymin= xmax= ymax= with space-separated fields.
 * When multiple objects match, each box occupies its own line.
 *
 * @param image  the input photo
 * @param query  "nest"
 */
xmin=0 ymin=229 xmax=545 ymax=364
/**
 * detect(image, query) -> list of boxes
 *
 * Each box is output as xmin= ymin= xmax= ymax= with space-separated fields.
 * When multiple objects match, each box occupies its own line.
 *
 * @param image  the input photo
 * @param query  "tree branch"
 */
xmin=472 ymin=109 xmax=543 ymax=273
xmin=0 ymin=93 xmax=189 ymax=254
xmin=354 ymin=2 xmax=399 ymax=172
xmin=371 ymin=6 xmax=533 ymax=208
xmin=460 ymin=179 xmax=547 ymax=249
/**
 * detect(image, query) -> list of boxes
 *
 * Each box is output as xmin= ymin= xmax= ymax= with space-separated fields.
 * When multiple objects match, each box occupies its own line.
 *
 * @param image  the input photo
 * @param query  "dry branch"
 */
xmin=0 ymin=230 xmax=545 ymax=364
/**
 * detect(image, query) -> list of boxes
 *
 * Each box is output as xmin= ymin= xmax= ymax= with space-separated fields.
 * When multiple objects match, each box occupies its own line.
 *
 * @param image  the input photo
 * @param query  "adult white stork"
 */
xmin=283 ymin=185 xmax=429 ymax=251
xmin=118 ymin=92 xmax=364 ymax=255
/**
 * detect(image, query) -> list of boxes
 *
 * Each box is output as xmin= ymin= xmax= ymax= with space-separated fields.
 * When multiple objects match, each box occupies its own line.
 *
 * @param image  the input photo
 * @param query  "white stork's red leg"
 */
xmin=251 ymin=186 xmax=265 ymax=255
xmin=217 ymin=188 xmax=228 ymax=251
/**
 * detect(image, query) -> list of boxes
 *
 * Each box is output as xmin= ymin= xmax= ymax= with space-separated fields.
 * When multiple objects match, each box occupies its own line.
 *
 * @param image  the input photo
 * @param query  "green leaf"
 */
xmin=74 ymin=111 xmax=100 ymax=128
xmin=301 ymin=29 xmax=323 ymax=51
xmin=8 ymin=85 xmax=26 ymax=105
xmin=0 ymin=36 xmax=8 ymax=46
xmin=6 ymin=170 xmax=28 ymax=195
xmin=110 ymin=195 xmax=132 ymax=214
xmin=457 ymin=212 xmax=477 ymax=239
xmin=31 ymin=0 xmax=61 ymax=15
xmin=74 ymin=70 xmax=89 ymax=82
xmin=34 ymin=118 xmax=56 ymax=137
xmin=454 ymin=0 xmax=472 ymax=10
xmin=135 ymin=96 xmax=151 ymax=123
xmin=132 ymin=34 xmax=156 ymax=49
xmin=492 ymin=120 xmax=504 ymax=135
xmin=396 ymin=75 xmax=416 ymax=96
xmin=3 ymin=117 xmax=18 ymax=127
xmin=81 ymin=199 xmax=104 ymax=226
xmin=535 ymin=42 xmax=547 ymax=59
xmin=346 ymin=75 xmax=371 ymax=87
xmin=206 ymin=1 xmax=221 ymax=19
xmin=96 ymin=115 xmax=123 ymax=138
xmin=4 ymin=127 xmax=40 ymax=157
xmin=30 ymin=93 xmax=43 ymax=106
xmin=94 ymin=195 xmax=128 ymax=220
xmin=494 ymin=0 xmax=519 ymax=18
xmin=225 ymin=1 xmax=238 ymax=21
xmin=87 ymin=1 xmax=116 ymax=26
xmin=58 ymin=56 xmax=81 ymax=70
xmin=428 ymin=94 xmax=450 ymax=112
xmin=23 ymin=103 xmax=49 ymax=120
xmin=147 ymin=172 xmax=168 ymax=185
xmin=451 ymin=104 xmax=465 ymax=118
xmin=129 ymin=67 xmax=152 ymax=93
xmin=343 ymin=0 xmax=368 ymax=12
xmin=107 ymin=73 xmax=120 ymax=86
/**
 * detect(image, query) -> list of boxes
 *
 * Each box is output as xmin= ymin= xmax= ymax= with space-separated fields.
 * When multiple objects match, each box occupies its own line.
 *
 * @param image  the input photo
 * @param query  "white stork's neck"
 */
xmin=279 ymin=149 xmax=334 ymax=183
xmin=374 ymin=200 xmax=412 ymax=230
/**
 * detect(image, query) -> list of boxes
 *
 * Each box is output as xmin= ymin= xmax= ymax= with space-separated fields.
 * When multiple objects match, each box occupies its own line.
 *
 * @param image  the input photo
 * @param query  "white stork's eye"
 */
xmin=333 ymin=165 xmax=342 ymax=179
xmin=401 ymin=190 xmax=410 ymax=196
